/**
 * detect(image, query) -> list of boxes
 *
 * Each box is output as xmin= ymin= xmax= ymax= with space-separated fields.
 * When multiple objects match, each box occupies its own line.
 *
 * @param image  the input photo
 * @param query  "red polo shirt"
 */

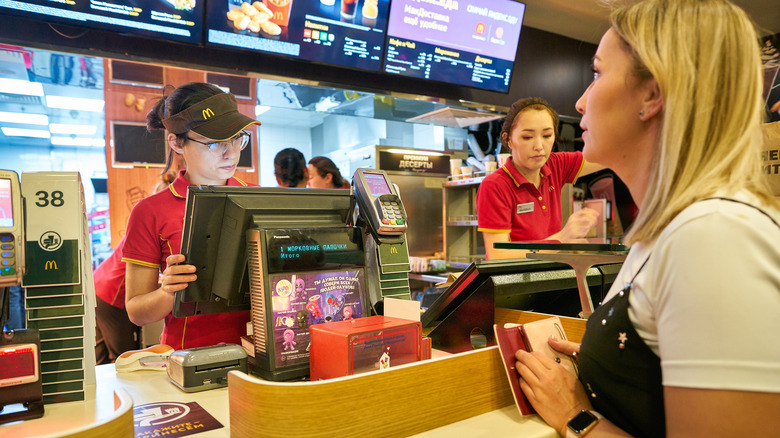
xmin=122 ymin=170 xmax=251 ymax=350
xmin=94 ymin=237 xmax=128 ymax=308
xmin=477 ymin=151 xmax=583 ymax=242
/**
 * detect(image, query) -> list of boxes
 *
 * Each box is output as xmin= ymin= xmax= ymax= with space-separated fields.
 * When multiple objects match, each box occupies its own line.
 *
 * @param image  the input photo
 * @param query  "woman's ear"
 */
xmin=168 ymin=133 xmax=185 ymax=155
xmin=639 ymin=77 xmax=663 ymax=121
xmin=324 ymin=173 xmax=333 ymax=184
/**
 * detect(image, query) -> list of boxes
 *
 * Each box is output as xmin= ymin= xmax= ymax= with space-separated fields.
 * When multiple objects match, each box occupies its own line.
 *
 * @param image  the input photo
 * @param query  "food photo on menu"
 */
xmin=207 ymin=0 xmax=390 ymax=70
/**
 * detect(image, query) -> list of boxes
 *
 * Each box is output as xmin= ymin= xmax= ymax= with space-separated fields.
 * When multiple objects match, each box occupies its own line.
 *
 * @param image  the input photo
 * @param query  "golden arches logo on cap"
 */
xmin=162 ymin=93 xmax=261 ymax=141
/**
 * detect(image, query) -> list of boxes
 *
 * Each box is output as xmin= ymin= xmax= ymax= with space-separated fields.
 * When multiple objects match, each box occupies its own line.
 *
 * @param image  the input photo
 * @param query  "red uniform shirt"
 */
xmin=122 ymin=170 xmax=251 ymax=350
xmin=477 ymin=151 xmax=584 ymax=242
xmin=94 ymin=237 xmax=127 ymax=308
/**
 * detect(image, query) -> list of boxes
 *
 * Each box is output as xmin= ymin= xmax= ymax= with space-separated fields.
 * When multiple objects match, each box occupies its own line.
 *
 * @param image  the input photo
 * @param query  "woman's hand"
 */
xmin=558 ymin=208 xmax=600 ymax=241
xmin=515 ymin=347 xmax=592 ymax=435
xmin=160 ymin=254 xmax=197 ymax=294
xmin=548 ymin=336 xmax=581 ymax=358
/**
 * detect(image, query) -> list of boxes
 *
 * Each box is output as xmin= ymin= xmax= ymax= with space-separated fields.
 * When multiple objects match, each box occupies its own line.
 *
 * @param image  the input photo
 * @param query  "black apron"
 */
xmin=577 ymin=256 xmax=665 ymax=438
xmin=576 ymin=198 xmax=780 ymax=438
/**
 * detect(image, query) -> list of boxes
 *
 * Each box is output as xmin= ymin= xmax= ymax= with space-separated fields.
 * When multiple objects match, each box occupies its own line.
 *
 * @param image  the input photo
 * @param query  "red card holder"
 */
xmin=494 ymin=317 xmax=577 ymax=416
xmin=493 ymin=324 xmax=535 ymax=415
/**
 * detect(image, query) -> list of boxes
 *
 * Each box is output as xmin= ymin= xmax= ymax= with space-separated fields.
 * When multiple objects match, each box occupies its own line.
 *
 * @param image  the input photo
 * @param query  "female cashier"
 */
xmin=476 ymin=97 xmax=604 ymax=260
xmin=122 ymin=82 xmax=261 ymax=350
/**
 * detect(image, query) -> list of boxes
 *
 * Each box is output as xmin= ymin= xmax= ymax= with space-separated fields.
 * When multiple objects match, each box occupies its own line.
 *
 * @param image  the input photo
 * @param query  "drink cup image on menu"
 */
xmin=341 ymin=0 xmax=357 ymax=19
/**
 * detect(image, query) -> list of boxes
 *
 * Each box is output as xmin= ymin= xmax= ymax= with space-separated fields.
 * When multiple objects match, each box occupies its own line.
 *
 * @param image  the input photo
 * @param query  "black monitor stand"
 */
xmin=425 ymin=279 xmax=495 ymax=354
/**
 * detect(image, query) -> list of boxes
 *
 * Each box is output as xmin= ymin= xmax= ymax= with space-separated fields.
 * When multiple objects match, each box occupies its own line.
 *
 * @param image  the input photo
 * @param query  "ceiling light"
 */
xmin=50 ymin=136 xmax=105 ymax=147
xmin=45 ymin=95 xmax=105 ymax=112
xmin=255 ymin=105 xmax=271 ymax=116
xmin=1 ymin=127 xmax=51 ymax=138
xmin=0 ymin=111 xmax=49 ymax=125
xmin=49 ymin=123 xmax=98 ymax=135
xmin=0 ymin=78 xmax=44 ymax=96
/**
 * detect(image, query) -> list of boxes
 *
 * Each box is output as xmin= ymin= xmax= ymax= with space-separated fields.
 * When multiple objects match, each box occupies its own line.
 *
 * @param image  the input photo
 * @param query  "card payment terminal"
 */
xmin=0 ymin=170 xmax=42 ymax=425
xmin=352 ymin=169 xmax=407 ymax=240
xmin=0 ymin=170 xmax=24 ymax=287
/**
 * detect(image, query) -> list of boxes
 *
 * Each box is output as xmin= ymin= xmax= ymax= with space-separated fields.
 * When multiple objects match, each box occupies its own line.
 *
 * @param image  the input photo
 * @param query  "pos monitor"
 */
xmin=176 ymin=186 xmax=369 ymax=380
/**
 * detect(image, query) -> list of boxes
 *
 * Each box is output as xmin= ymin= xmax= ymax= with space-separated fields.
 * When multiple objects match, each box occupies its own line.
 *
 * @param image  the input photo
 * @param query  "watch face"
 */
xmin=568 ymin=410 xmax=598 ymax=433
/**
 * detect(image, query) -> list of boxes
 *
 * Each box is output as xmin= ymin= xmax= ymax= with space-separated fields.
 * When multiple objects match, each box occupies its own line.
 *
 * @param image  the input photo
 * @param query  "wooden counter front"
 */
xmin=229 ymin=309 xmax=585 ymax=438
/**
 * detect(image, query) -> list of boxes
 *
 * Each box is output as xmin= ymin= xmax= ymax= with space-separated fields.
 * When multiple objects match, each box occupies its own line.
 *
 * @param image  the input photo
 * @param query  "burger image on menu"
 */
xmin=226 ymin=0 xmax=284 ymax=37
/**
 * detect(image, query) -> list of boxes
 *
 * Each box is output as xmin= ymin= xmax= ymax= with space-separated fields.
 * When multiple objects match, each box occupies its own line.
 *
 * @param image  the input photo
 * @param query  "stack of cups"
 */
xmin=450 ymin=158 xmax=463 ymax=180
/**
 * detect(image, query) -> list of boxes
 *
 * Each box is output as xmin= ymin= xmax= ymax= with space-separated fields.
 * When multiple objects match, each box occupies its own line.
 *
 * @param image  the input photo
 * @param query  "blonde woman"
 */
xmin=513 ymin=1 xmax=780 ymax=437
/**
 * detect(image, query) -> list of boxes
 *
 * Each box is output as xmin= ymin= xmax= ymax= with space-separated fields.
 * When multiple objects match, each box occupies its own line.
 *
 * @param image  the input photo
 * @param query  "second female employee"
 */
xmin=477 ymin=97 xmax=604 ymax=260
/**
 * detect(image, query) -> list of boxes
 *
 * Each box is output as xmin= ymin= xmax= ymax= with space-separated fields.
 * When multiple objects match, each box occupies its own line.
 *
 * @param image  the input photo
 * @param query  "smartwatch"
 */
xmin=566 ymin=410 xmax=602 ymax=437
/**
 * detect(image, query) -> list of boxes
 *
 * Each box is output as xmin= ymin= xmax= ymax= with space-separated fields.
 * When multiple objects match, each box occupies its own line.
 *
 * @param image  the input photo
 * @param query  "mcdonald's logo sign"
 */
xmin=390 ymin=247 xmax=397 ymax=254
xmin=274 ymin=11 xmax=283 ymax=21
xmin=45 ymin=260 xmax=58 ymax=270
xmin=202 ymin=108 xmax=215 ymax=120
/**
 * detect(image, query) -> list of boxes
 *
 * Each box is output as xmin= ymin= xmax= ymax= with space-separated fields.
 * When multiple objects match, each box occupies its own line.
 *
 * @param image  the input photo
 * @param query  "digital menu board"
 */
xmin=0 ymin=0 xmax=203 ymax=43
xmin=206 ymin=0 xmax=390 ymax=71
xmin=383 ymin=0 xmax=526 ymax=93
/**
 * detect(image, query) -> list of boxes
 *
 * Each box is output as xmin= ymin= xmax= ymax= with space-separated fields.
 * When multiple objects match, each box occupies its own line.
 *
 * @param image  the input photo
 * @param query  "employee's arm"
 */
xmin=125 ymin=254 xmax=195 ymax=326
xmin=483 ymin=232 xmax=529 ymax=260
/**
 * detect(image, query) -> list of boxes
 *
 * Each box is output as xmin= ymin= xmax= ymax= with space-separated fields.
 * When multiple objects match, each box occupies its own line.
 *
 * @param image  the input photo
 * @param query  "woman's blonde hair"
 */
xmin=610 ymin=0 xmax=776 ymax=244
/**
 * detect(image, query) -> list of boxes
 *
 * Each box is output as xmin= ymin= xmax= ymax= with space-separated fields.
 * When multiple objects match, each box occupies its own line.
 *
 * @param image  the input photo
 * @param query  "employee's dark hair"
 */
xmin=274 ymin=147 xmax=307 ymax=187
xmin=309 ymin=156 xmax=347 ymax=188
xmin=500 ymin=97 xmax=560 ymax=149
xmin=147 ymin=82 xmax=224 ymax=174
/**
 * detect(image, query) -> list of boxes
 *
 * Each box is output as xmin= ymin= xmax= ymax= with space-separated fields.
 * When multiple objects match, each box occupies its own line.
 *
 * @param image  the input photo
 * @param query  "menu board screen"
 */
xmin=0 ymin=0 xmax=203 ymax=43
xmin=383 ymin=0 xmax=525 ymax=93
xmin=206 ymin=0 xmax=390 ymax=71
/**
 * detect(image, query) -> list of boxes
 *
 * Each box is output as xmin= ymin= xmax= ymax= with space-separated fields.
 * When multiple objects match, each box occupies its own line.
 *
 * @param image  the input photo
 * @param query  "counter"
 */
xmin=1 ymin=309 xmax=572 ymax=437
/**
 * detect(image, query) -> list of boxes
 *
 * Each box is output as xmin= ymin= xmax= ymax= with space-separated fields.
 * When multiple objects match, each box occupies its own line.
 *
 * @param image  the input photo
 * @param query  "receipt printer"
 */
xmin=167 ymin=344 xmax=247 ymax=392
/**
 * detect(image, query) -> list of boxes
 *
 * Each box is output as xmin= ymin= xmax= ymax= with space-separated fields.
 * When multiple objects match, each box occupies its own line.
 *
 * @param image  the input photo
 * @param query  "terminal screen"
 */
xmin=364 ymin=172 xmax=391 ymax=195
xmin=0 ymin=179 xmax=13 ymax=228
xmin=206 ymin=0 xmax=390 ymax=72
xmin=383 ymin=0 xmax=526 ymax=93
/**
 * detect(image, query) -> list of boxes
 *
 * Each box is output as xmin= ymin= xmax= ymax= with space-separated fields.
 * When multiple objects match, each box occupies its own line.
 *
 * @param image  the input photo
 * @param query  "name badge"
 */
xmin=516 ymin=202 xmax=534 ymax=214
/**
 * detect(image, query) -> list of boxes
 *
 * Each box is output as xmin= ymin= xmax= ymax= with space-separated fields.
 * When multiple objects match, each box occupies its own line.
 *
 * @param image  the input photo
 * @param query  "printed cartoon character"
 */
xmin=325 ymin=293 xmax=343 ymax=311
xmin=282 ymin=329 xmax=296 ymax=351
xmin=295 ymin=310 xmax=308 ymax=329
xmin=294 ymin=278 xmax=306 ymax=300
xmin=306 ymin=300 xmax=323 ymax=324
xmin=343 ymin=306 xmax=353 ymax=320
xmin=379 ymin=346 xmax=391 ymax=370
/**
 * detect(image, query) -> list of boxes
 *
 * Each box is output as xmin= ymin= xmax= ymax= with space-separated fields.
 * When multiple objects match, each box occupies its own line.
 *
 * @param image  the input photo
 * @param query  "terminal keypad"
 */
xmin=380 ymin=201 xmax=405 ymax=226
xmin=0 ymin=233 xmax=16 ymax=279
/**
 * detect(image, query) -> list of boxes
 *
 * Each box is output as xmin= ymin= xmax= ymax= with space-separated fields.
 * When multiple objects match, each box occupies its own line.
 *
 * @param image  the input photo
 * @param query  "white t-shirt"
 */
xmin=603 ymin=193 xmax=780 ymax=393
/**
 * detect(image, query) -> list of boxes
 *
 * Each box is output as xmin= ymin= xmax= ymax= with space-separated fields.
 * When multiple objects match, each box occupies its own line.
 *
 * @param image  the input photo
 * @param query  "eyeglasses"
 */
xmin=186 ymin=131 xmax=251 ymax=155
